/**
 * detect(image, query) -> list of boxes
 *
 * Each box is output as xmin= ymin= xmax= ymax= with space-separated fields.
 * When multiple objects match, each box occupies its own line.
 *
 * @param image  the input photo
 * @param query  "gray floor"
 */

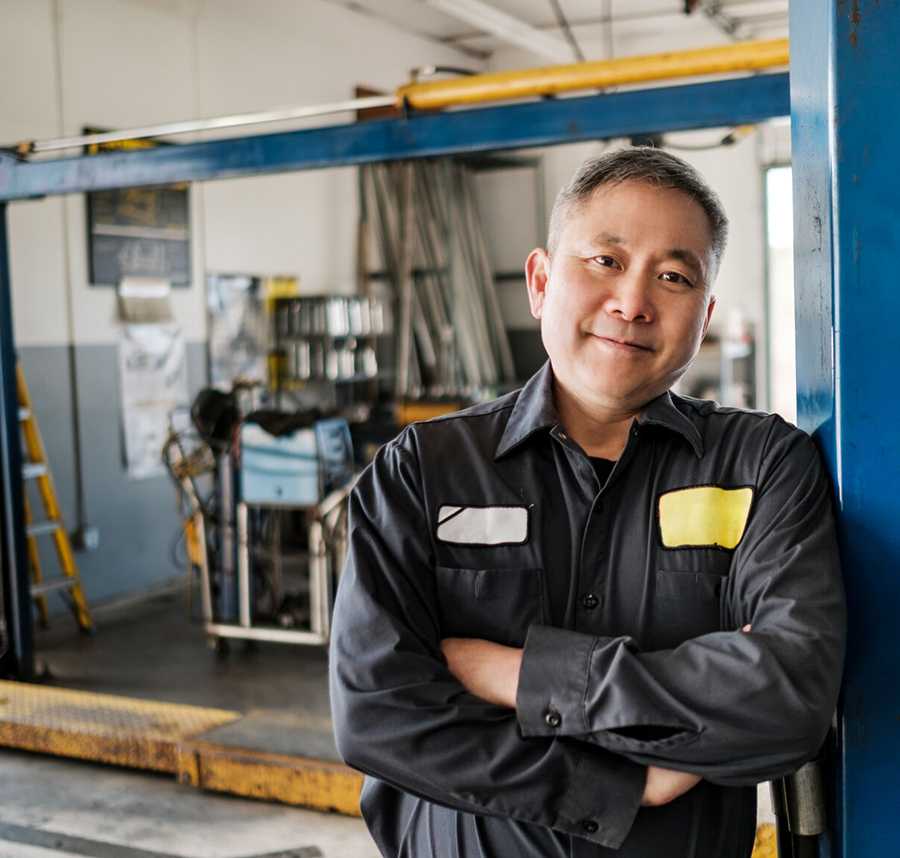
xmin=35 ymin=587 xmax=333 ymax=719
xmin=0 ymin=748 xmax=378 ymax=858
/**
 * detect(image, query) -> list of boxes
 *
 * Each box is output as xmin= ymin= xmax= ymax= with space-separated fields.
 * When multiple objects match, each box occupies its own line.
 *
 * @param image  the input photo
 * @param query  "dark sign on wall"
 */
xmin=83 ymin=128 xmax=191 ymax=287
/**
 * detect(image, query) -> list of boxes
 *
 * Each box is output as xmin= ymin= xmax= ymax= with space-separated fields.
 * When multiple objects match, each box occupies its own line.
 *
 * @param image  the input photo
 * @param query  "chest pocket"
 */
xmin=651 ymin=568 xmax=724 ymax=649
xmin=434 ymin=566 xmax=546 ymax=648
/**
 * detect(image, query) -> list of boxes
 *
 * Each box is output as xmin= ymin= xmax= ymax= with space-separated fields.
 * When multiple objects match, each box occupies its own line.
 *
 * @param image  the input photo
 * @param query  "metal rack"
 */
xmin=273 ymin=295 xmax=386 ymax=388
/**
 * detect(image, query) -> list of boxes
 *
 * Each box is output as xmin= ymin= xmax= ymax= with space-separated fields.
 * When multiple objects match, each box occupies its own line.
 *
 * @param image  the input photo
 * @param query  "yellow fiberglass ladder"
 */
xmin=17 ymin=364 xmax=93 ymax=632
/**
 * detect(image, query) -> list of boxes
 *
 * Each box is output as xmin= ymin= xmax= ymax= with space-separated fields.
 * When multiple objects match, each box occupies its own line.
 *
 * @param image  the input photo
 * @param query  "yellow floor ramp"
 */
xmin=752 ymin=822 xmax=778 ymax=858
xmin=0 ymin=681 xmax=362 ymax=816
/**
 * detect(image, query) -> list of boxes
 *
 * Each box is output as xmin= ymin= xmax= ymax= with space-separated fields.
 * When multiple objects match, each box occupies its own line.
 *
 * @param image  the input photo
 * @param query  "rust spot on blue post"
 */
xmin=850 ymin=0 xmax=862 ymax=47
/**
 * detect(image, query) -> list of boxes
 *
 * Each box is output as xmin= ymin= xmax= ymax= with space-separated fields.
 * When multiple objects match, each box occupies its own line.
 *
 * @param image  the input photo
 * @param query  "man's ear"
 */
xmin=525 ymin=248 xmax=551 ymax=320
xmin=701 ymin=294 xmax=717 ymax=339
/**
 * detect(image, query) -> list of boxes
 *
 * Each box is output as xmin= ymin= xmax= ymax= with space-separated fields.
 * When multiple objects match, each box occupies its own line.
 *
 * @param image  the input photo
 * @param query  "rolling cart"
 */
xmin=165 ymin=405 xmax=355 ymax=651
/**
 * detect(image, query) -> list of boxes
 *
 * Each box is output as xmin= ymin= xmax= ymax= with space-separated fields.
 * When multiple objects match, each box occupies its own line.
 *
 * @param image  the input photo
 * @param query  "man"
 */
xmin=330 ymin=148 xmax=846 ymax=857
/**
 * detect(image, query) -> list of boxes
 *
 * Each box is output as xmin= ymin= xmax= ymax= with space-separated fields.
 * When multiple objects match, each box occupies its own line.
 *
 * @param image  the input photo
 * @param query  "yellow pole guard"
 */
xmin=396 ymin=38 xmax=789 ymax=111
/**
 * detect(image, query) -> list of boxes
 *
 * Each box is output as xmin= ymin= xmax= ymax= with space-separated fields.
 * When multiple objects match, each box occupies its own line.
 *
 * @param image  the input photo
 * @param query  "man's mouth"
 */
xmin=592 ymin=334 xmax=654 ymax=353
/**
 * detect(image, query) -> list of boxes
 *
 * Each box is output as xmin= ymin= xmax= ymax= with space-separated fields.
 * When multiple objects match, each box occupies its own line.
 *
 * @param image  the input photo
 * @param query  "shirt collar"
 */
xmin=495 ymin=361 xmax=704 ymax=460
xmin=636 ymin=389 xmax=705 ymax=458
xmin=494 ymin=361 xmax=558 ymax=460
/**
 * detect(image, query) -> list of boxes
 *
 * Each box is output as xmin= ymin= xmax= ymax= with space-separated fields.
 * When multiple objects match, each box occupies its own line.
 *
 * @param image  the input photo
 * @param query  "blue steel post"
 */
xmin=0 ymin=203 xmax=33 ymax=679
xmin=791 ymin=2 xmax=900 ymax=856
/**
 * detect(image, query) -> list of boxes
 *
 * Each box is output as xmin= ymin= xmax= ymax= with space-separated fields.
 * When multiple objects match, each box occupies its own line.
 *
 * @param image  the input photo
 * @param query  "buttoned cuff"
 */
xmin=516 ymin=624 xmax=645 ymax=848
xmin=552 ymin=740 xmax=647 ymax=848
xmin=517 ymin=624 xmax=595 ymax=738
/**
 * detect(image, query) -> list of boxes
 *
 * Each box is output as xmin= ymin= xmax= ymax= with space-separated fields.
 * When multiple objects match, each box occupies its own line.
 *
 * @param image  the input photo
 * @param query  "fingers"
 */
xmin=741 ymin=624 xmax=752 ymax=632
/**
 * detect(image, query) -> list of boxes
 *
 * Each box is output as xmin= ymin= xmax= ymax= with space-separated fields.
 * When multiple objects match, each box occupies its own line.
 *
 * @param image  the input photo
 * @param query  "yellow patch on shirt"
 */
xmin=658 ymin=486 xmax=754 ymax=550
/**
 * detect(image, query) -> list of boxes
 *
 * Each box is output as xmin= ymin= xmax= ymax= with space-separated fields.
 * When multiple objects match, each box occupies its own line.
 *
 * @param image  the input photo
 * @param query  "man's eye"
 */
xmin=659 ymin=271 xmax=693 ymax=287
xmin=592 ymin=255 xmax=619 ymax=268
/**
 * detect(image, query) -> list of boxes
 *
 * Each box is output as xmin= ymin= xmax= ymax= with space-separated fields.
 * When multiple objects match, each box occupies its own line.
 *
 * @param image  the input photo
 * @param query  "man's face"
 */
xmin=526 ymin=179 xmax=717 ymax=413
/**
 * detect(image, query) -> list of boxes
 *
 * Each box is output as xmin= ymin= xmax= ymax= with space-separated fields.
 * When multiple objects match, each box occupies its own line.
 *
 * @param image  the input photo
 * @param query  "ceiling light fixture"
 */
xmin=426 ymin=0 xmax=574 ymax=62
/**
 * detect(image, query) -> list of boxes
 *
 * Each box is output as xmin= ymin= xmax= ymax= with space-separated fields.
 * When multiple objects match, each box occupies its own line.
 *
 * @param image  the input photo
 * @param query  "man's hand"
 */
xmin=641 ymin=625 xmax=750 ymax=807
xmin=641 ymin=766 xmax=702 ymax=807
xmin=441 ymin=638 xmax=522 ymax=708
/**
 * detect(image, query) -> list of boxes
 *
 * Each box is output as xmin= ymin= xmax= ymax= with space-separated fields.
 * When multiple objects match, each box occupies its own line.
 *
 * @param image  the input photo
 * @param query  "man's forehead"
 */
xmin=566 ymin=184 xmax=714 ymax=256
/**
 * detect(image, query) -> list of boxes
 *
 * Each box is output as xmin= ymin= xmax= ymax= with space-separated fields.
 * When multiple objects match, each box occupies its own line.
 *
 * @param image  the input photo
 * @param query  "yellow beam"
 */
xmin=177 ymin=741 xmax=362 ymax=816
xmin=397 ymin=38 xmax=789 ymax=111
xmin=395 ymin=401 xmax=463 ymax=426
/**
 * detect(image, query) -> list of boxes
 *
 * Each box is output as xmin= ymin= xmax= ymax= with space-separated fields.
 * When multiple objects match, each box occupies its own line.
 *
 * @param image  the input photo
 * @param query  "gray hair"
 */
xmin=547 ymin=147 xmax=729 ymax=279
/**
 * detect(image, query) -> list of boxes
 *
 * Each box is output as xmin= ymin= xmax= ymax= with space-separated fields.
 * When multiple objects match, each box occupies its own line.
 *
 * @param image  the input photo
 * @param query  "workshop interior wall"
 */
xmin=0 ymin=0 xmax=474 ymax=609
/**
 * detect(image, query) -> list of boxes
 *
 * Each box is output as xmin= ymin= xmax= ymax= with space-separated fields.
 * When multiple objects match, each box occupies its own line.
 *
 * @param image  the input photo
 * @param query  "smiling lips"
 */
xmin=591 ymin=334 xmax=654 ymax=353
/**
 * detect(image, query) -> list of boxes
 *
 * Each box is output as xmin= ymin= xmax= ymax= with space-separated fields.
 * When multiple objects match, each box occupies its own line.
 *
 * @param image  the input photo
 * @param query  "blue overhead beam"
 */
xmin=792 ymin=1 xmax=900 ymax=856
xmin=0 ymin=72 xmax=789 ymax=201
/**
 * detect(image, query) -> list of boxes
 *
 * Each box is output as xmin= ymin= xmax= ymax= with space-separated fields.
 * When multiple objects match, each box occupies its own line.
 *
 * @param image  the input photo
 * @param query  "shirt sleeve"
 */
xmin=516 ymin=427 xmax=846 ymax=787
xmin=329 ymin=429 xmax=647 ymax=848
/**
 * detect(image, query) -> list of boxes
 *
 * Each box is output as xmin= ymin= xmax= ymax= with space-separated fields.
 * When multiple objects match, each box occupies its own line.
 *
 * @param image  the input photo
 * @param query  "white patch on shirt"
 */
xmin=436 ymin=505 xmax=528 ymax=546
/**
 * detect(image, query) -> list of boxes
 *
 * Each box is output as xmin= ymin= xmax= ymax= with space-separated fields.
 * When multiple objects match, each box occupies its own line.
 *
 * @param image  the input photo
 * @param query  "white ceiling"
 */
xmin=324 ymin=0 xmax=789 ymax=62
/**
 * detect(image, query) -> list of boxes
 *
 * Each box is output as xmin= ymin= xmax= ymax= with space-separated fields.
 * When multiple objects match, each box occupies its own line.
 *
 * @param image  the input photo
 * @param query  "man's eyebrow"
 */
xmin=586 ymin=235 xmax=706 ymax=277
xmin=590 ymin=231 xmax=625 ymax=246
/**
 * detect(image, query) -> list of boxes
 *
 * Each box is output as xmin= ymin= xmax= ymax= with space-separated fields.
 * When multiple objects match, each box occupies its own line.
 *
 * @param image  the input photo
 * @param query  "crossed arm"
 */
xmin=440 ymin=627 xmax=753 ymax=807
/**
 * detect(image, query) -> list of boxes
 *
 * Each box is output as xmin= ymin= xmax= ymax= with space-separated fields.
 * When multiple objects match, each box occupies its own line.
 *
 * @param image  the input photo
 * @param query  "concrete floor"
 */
xmin=35 ymin=587 xmax=333 ymax=718
xmin=0 ymin=747 xmax=378 ymax=858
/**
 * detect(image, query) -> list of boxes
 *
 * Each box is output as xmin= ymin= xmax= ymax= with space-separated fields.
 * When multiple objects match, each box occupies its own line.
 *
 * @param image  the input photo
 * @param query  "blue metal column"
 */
xmin=0 ymin=203 xmax=32 ymax=680
xmin=791 ymin=2 xmax=900 ymax=856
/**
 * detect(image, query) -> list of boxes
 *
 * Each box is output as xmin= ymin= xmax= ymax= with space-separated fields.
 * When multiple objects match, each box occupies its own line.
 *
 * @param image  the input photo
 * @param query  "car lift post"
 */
xmin=0 ymin=200 xmax=33 ymax=680
xmin=791 ymin=2 xmax=900 ymax=857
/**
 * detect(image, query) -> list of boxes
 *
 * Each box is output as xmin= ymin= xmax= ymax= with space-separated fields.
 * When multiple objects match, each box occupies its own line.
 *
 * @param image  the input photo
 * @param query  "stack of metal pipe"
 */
xmin=359 ymin=159 xmax=516 ymax=399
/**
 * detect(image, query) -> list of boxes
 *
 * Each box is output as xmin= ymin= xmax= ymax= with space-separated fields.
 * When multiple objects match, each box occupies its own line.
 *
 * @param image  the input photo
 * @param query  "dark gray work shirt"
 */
xmin=330 ymin=362 xmax=846 ymax=858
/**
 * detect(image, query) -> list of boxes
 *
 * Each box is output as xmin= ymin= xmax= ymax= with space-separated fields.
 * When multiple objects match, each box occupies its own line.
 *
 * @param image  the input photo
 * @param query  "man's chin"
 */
xmin=574 ymin=382 xmax=643 ymax=409
xmin=572 ymin=369 xmax=669 ymax=411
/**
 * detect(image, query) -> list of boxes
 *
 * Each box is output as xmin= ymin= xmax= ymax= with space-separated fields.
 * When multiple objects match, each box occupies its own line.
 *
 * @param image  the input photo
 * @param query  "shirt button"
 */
xmin=581 ymin=819 xmax=599 ymax=834
xmin=581 ymin=593 xmax=599 ymax=610
xmin=544 ymin=708 xmax=562 ymax=728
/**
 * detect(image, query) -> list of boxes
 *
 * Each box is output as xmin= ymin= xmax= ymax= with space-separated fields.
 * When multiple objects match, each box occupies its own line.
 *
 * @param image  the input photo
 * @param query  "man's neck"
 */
xmin=553 ymin=379 xmax=641 ymax=460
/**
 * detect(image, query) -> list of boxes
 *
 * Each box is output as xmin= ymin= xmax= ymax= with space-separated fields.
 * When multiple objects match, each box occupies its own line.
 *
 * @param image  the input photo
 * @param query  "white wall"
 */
xmin=1 ymin=0 xmax=477 ymax=346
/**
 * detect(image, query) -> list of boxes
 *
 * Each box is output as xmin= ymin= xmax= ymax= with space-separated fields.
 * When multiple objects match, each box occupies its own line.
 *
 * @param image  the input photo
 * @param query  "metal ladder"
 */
xmin=17 ymin=364 xmax=93 ymax=632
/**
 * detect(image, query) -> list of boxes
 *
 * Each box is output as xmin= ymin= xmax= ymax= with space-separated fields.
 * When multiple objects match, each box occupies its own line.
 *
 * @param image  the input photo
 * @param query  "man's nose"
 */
xmin=604 ymin=272 xmax=653 ymax=323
